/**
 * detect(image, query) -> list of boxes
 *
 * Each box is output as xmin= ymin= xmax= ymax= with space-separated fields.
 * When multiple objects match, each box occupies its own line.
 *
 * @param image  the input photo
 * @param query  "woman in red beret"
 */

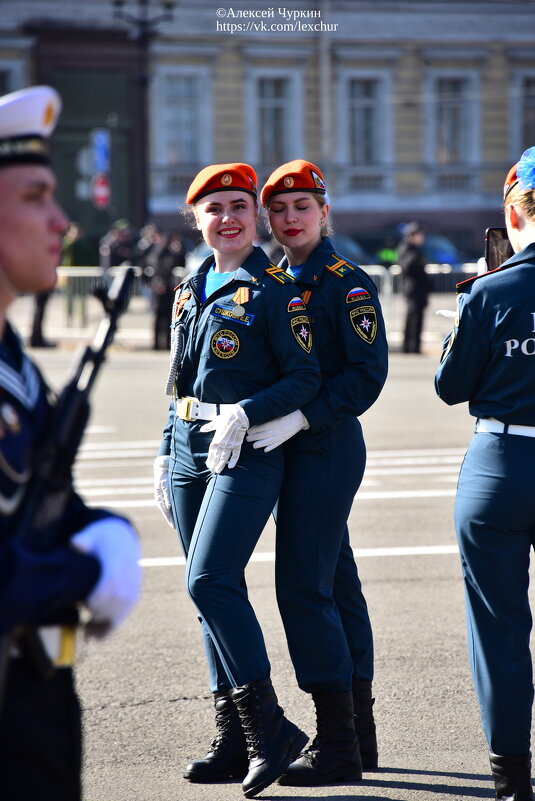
xmin=247 ymin=159 xmax=388 ymax=786
xmin=153 ymin=163 xmax=320 ymax=797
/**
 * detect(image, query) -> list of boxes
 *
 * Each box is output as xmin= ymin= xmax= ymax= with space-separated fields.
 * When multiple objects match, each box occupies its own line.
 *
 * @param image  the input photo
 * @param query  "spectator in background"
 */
xmin=61 ymin=222 xmax=94 ymax=328
xmin=396 ymin=221 xmax=431 ymax=354
xmin=145 ymin=231 xmax=187 ymax=350
xmin=376 ymin=236 xmax=398 ymax=270
xmin=99 ymin=219 xmax=137 ymax=269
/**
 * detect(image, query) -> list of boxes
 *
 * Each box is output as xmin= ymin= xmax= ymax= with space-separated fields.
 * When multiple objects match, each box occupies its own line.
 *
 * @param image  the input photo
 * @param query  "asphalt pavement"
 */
xmin=11 ymin=289 xmax=523 ymax=801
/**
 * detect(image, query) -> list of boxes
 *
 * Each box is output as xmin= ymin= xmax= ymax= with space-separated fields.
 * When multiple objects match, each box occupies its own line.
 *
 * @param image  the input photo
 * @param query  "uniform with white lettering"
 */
xmin=436 ymin=241 xmax=535 ymax=422
xmin=436 ymin=240 xmax=535 ymax=759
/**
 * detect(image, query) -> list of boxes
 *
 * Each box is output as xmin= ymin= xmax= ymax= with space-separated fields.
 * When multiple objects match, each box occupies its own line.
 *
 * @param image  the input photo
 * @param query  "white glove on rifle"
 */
xmin=71 ymin=518 xmax=142 ymax=637
xmin=153 ymin=455 xmax=174 ymax=528
xmin=246 ymin=409 xmax=309 ymax=452
xmin=200 ymin=404 xmax=249 ymax=474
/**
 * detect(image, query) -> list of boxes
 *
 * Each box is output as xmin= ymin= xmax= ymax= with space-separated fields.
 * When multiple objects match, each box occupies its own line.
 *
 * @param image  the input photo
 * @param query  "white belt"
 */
xmin=176 ymin=396 xmax=233 ymax=422
xmin=475 ymin=417 xmax=535 ymax=438
xmin=10 ymin=625 xmax=77 ymax=667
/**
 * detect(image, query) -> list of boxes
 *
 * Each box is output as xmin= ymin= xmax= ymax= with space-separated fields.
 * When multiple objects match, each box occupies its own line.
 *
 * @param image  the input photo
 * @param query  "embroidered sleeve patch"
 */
xmin=290 ymin=315 xmax=313 ymax=353
xmin=266 ymin=264 xmax=294 ymax=284
xmin=349 ymin=306 xmax=377 ymax=344
xmin=288 ymin=296 xmax=306 ymax=313
xmin=346 ymin=286 xmax=370 ymax=303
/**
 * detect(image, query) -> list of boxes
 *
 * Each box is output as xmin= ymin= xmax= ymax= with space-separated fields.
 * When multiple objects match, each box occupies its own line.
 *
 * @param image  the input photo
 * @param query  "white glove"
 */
xmin=477 ymin=256 xmax=488 ymax=275
xmin=153 ymin=455 xmax=174 ymax=528
xmin=246 ymin=409 xmax=309 ymax=452
xmin=71 ymin=518 xmax=142 ymax=637
xmin=200 ymin=404 xmax=249 ymax=474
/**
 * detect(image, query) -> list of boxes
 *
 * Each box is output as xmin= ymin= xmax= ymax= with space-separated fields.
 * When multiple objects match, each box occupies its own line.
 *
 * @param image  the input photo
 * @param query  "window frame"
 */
xmin=244 ymin=67 xmax=304 ymax=167
xmin=151 ymin=63 xmax=213 ymax=169
xmin=335 ymin=67 xmax=393 ymax=192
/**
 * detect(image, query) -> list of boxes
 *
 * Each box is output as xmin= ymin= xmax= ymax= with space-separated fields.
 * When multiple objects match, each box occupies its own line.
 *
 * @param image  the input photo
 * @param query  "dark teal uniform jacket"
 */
xmin=159 ymin=245 xmax=320 ymax=690
xmin=435 ymin=240 xmax=535 ymax=755
xmin=275 ymin=237 xmax=388 ymax=693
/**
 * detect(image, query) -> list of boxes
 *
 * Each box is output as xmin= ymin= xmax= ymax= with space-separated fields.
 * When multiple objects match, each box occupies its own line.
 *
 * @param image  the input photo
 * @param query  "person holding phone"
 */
xmin=435 ymin=146 xmax=535 ymax=801
xmin=153 ymin=163 xmax=321 ymax=798
xmin=246 ymin=160 xmax=388 ymax=786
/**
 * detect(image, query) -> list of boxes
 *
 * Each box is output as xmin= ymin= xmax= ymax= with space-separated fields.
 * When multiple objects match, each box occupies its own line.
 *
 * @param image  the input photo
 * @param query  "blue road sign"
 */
xmin=91 ymin=129 xmax=111 ymax=175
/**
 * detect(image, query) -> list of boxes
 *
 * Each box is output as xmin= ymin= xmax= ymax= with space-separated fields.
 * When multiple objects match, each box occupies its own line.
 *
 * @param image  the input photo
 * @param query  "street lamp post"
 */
xmin=112 ymin=0 xmax=177 ymax=225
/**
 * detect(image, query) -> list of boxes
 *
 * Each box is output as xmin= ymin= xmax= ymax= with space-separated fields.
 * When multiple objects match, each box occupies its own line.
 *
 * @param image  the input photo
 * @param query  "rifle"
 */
xmin=0 ymin=267 xmax=135 ymax=706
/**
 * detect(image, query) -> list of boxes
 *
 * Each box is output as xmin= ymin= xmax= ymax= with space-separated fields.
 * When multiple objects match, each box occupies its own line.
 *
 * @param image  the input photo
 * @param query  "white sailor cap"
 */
xmin=0 ymin=85 xmax=61 ymax=167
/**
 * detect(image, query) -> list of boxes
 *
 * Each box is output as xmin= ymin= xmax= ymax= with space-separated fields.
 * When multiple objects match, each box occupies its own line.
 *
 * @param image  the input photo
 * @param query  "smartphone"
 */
xmin=485 ymin=227 xmax=514 ymax=271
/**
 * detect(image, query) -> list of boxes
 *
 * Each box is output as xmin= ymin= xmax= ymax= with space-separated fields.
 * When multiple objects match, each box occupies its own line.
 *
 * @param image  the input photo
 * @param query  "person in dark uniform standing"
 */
xmin=245 ymin=160 xmax=388 ymax=786
xmin=152 ymin=163 xmax=320 ymax=798
xmin=0 ymin=86 xmax=141 ymax=801
xmin=435 ymin=146 xmax=535 ymax=801
xmin=397 ymin=221 xmax=430 ymax=353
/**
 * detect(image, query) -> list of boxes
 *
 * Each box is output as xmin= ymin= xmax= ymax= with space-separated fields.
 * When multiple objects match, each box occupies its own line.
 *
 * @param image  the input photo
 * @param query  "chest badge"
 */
xmin=211 ymin=329 xmax=240 ymax=359
xmin=350 ymin=306 xmax=377 ymax=344
xmin=291 ymin=316 xmax=313 ymax=354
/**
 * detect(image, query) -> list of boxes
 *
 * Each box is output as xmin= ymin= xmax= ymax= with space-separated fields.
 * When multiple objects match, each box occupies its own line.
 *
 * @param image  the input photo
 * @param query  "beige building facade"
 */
xmin=1 ymin=0 xmax=535 ymax=253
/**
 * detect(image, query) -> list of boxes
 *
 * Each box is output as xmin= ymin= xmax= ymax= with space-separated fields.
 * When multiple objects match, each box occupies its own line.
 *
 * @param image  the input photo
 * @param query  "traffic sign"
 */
xmin=90 ymin=173 xmax=111 ymax=209
xmin=91 ymin=128 xmax=111 ymax=174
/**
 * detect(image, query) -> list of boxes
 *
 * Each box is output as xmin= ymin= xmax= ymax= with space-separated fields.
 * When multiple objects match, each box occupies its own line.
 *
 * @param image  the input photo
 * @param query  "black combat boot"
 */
xmin=183 ymin=691 xmax=249 ymax=783
xmin=278 ymin=690 xmax=362 ymax=786
xmin=230 ymin=678 xmax=308 ymax=798
xmin=489 ymin=752 xmax=534 ymax=800
xmin=352 ymin=678 xmax=378 ymax=769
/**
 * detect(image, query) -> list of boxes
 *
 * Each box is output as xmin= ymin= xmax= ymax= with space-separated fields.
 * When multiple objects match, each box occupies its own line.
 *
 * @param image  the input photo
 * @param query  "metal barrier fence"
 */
xmin=54 ymin=263 xmax=478 ymax=341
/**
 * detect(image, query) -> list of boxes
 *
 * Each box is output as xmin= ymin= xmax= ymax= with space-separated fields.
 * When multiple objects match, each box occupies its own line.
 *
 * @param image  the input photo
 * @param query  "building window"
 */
xmin=348 ymin=78 xmax=381 ymax=166
xmin=434 ymin=77 xmax=471 ymax=165
xmin=257 ymin=77 xmax=289 ymax=166
xmin=245 ymin=68 xmax=303 ymax=170
xmin=163 ymin=74 xmax=202 ymax=166
xmin=425 ymin=70 xmax=479 ymax=192
xmin=521 ymin=76 xmax=535 ymax=153
xmin=335 ymin=69 xmax=392 ymax=193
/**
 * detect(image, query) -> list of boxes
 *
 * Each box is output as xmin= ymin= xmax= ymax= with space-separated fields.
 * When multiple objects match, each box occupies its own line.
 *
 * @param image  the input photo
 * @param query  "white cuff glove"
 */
xmin=71 ymin=518 xmax=142 ymax=637
xmin=153 ymin=455 xmax=174 ymax=528
xmin=246 ymin=409 xmax=309 ymax=452
xmin=200 ymin=404 xmax=249 ymax=474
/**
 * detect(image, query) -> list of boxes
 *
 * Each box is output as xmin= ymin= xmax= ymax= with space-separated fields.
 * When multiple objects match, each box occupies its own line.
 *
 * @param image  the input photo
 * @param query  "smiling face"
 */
xmin=267 ymin=192 xmax=328 ymax=262
xmin=0 ymin=164 xmax=69 ymax=302
xmin=194 ymin=190 xmax=258 ymax=263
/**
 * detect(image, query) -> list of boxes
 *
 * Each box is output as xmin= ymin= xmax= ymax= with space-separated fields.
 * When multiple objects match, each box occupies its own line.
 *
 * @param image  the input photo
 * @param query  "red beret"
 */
xmin=186 ymin=163 xmax=257 ymax=205
xmin=260 ymin=159 xmax=327 ymax=206
xmin=503 ymin=162 xmax=518 ymax=200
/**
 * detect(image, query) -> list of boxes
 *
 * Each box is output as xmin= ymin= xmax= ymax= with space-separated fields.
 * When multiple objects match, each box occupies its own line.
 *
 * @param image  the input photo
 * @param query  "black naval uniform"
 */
xmin=0 ymin=322 xmax=115 ymax=801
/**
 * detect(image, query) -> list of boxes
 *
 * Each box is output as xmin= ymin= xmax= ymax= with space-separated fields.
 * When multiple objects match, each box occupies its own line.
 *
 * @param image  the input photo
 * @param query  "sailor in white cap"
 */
xmin=0 ymin=86 xmax=141 ymax=801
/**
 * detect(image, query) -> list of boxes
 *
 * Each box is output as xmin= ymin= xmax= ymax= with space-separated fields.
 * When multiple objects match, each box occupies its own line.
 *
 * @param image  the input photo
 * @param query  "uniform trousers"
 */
xmin=275 ymin=417 xmax=373 ymax=693
xmin=455 ymin=431 xmax=535 ymax=755
xmin=0 ymin=659 xmax=82 ymax=801
xmin=168 ymin=419 xmax=284 ymax=690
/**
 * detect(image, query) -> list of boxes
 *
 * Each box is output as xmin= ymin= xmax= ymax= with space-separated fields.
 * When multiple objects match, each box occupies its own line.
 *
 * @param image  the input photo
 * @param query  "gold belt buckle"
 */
xmin=178 ymin=396 xmax=195 ymax=421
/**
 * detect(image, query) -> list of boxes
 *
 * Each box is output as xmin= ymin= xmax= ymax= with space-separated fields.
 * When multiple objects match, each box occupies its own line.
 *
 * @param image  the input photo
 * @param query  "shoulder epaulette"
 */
xmin=265 ymin=263 xmax=294 ymax=284
xmin=325 ymin=254 xmax=356 ymax=278
xmin=456 ymin=265 xmax=505 ymax=294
